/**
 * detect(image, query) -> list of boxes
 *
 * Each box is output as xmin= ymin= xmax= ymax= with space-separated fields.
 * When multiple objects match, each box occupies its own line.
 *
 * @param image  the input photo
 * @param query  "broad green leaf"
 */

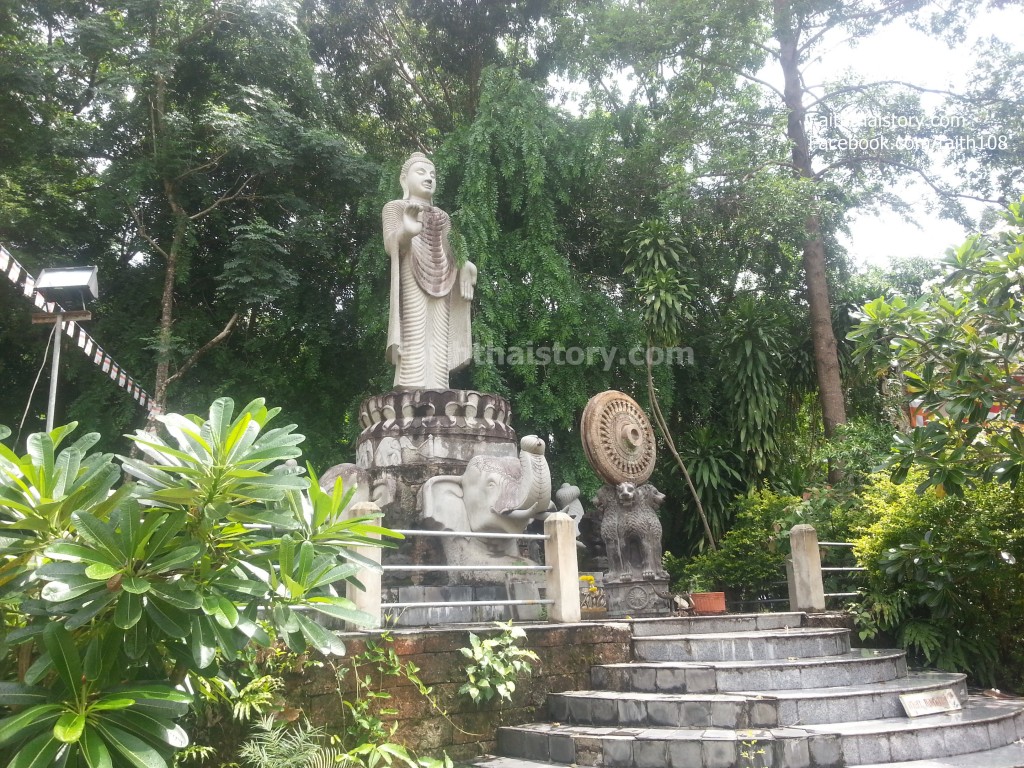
xmin=89 ymin=698 xmax=135 ymax=712
xmin=295 ymin=540 xmax=314 ymax=586
xmin=81 ymin=726 xmax=113 ymax=768
xmin=43 ymin=624 xmax=82 ymax=696
xmin=8 ymin=729 xmax=63 ymax=768
xmin=148 ymin=583 xmax=202 ymax=610
xmin=124 ymin=614 xmax=149 ymax=660
xmin=103 ymin=710 xmax=188 ymax=749
xmin=190 ymin=615 xmax=217 ymax=669
xmin=293 ymin=611 xmax=346 ymax=655
xmin=65 ymin=591 xmax=118 ymax=631
xmin=45 ymin=542 xmax=119 ymax=567
xmin=147 ymin=545 xmax=201 ymax=574
xmin=0 ymin=704 xmax=62 ymax=747
xmin=95 ymin=723 xmax=169 ymax=768
xmin=53 ymin=712 xmax=86 ymax=744
xmin=71 ymin=513 xmax=123 ymax=564
xmin=114 ymin=591 xmax=143 ymax=629
xmin=145 ymin=600 xmax=190 ymax=639
xmin=0 ymin=682 xmax=49 ymax=707
xmin=26 ymin=433 xmax=56 ymax=497
xmin=305 ymin=597 xmax=375 ymax=626
xmin=108 ymin=687 xmax=190 ymax=719
xmin=120 ymin=576 xmax=151 ymax=595
xmin=85 ymin=563 xmax=121 ymax=580
xmin=208 ymin=397 xmax=234 ymax=449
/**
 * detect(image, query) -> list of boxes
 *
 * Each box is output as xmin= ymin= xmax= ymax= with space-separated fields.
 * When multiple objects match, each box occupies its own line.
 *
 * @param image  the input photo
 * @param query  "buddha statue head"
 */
xmin=399 ymin=152 xmax=435 ymax=200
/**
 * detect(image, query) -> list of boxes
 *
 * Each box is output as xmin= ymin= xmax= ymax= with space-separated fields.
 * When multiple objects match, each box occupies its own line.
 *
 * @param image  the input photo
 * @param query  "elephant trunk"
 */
xmin=498 ymin=436 xmax=552 ymax=520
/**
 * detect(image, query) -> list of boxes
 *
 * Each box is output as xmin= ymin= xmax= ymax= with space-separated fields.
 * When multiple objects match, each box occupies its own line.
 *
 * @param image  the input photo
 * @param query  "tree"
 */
xmin=850 ymin=197 xmax=1024 ymax=496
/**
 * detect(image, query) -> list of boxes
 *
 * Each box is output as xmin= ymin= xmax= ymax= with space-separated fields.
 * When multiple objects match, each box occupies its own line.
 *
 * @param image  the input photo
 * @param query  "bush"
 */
xmin=852 ymin=471 xmax=1024 ymax=689
xmin=0 ymin=398 xmax=391 ymax=767
xmin=666 ymin=490 xmax=797 ymax=605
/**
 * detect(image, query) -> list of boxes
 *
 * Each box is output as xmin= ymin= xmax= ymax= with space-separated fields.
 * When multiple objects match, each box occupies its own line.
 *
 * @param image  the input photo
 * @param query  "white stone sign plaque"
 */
xmin=899 ymin=689 xmax=962 ymax=717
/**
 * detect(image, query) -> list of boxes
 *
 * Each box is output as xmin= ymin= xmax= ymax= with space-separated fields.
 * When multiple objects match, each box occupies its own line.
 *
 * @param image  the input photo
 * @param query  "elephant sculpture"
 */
xmin=419 ymin=435 xmax=555 ymax=583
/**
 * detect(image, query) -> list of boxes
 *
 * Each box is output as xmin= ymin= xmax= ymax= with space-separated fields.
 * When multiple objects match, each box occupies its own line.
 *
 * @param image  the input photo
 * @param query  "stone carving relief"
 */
xmin=580 ymin=390 xmax=657 ymax=485
xmin=318 ymin=463 xmax=395 ymax=509
xmin=554 ymin=482 xmax=586 ymax=540
xmin=383 ymin=152 xmax=477 ymax=390
xmin=358 ymin=390 xmax=514 ymax=442
xmin=418 ymin=435 xmax=555 ymax=583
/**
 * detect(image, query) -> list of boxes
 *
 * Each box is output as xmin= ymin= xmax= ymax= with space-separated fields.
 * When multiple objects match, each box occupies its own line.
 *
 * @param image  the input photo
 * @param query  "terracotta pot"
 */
xmin=689 ymin=591 xmax=727 ymax=615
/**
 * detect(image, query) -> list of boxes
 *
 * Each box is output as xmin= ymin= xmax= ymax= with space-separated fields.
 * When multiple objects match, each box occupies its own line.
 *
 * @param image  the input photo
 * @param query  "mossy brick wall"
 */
xmin=283 ymin=622 xmax=633 ymax=761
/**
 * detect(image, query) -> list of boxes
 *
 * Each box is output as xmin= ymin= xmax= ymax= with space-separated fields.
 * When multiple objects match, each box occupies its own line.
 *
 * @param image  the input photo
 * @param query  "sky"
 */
xmin=810 ymin=7 xmax=1024 ymax=268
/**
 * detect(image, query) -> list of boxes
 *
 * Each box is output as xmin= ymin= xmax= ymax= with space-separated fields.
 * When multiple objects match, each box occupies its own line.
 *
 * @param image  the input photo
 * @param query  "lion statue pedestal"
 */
xmin=582 ymin=390 xmax=672 ymax=618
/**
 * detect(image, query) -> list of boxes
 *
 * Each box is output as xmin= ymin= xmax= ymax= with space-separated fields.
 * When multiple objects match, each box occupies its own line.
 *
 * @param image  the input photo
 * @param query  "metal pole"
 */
xmin=46 ymin=314 xmax=63 ymax=433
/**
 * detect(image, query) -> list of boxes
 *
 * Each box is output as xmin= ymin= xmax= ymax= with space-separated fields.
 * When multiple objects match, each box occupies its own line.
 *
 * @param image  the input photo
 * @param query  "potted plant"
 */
xmin=687 ymin=576 xmax=727 ymax=615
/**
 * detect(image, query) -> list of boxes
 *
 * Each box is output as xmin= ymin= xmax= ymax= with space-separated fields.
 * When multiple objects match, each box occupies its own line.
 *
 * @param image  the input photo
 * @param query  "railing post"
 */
xmin=346 ymin=501 xmax=382 ymax=629
xmin=544 ymin=511 xmax=581 ymax=623
xmin=787 ymin=523 xmax=826 ymax=612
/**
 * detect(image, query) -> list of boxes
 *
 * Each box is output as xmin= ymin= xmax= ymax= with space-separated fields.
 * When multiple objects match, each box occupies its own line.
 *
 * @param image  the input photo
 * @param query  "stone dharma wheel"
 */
xmin=580 ymin=390 xmax=657 ymax=485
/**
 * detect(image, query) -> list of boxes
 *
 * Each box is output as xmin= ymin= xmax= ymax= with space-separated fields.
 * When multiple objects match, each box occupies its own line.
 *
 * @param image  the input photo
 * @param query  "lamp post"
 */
xmin=31 ymin=266 xmax=99 ymax=432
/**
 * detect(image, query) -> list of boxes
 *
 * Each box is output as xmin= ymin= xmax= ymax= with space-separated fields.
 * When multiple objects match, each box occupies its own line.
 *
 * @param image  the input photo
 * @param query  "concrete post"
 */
xmin=346 ymin=501 xmax=382 ymax=629
xmin=544 ymin=511 xmax=581 ymax=623
xmin=787 ymin=523 xmax=826 ymax=612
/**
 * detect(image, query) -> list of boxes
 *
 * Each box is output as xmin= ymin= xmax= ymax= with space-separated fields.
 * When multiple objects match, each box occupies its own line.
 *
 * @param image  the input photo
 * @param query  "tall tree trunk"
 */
xmin=774 ymin=0 xmax=847 ymax=481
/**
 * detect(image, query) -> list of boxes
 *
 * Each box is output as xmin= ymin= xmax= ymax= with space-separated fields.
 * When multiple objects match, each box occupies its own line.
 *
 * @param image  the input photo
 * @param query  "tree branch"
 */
xmin=804 ymin=80 xmax=961 ymax=111
xmin=189 ymin=176 xmax=257 ymax=221
xmin=174 ymin=153 xmax=228 ymax=182
xmin=165 ymin=312 xmax=240 ymax=387
xmin=128 ymin=206 xmax=171 ymax=261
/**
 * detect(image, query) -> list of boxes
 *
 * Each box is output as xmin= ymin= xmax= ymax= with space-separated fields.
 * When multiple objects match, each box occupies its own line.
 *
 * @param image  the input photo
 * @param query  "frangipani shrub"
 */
xmin=0 ymin=397 xmax=394 ymax=767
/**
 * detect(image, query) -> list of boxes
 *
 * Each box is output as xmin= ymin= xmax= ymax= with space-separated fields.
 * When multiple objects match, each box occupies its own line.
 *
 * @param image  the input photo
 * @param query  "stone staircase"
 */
xmin=472 ymin=612 xmax=1024 ymax=767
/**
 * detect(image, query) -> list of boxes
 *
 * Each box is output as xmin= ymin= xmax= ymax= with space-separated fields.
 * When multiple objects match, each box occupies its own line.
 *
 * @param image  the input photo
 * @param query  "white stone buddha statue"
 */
xmin=383 ymin=153 xmax=477 ymax=390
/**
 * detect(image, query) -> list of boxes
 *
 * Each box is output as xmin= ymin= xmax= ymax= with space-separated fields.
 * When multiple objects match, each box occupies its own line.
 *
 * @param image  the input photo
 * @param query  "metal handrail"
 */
xmin=382 ymin=564 xmax=551 ymax=572
xmin=391 ymin=528 xmax=548 ymax=541
xmin=381 ymin=527 xmax=553 ymax=612
xmin=384 ymin=599 xmax=554 ymax=610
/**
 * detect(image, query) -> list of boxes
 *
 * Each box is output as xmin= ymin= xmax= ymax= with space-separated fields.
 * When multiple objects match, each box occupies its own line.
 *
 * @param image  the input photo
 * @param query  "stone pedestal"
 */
xmin=383 ymin=581 xmax=545 ymax=626
xmin=355 ymin=389 xmax=517 ymax=528
xmin=604 ymin=579 xmax=672 ymax=618
xmin=321 ymin=389 xmax=563 ymax=589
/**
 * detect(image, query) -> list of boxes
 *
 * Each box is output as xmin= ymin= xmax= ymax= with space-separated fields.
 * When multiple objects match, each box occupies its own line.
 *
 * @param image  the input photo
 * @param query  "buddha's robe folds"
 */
xmin=383 ymin=200 xmax=472 ymax=389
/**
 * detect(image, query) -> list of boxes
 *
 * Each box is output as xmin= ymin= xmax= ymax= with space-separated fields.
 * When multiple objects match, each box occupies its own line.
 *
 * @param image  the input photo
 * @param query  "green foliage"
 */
xmin=722 ymin=297 xmax=789 ymax=480
xmin=624 ymin=220 xmax=693 ymax=347
xmin=237 ymin=716 xmax=337 ymax=768
xmin=0 ymin=397 xmax=391 ymax=767
xmin=458 ymin=622 xmax=539 ymax=707
xmin=669 ymin=490 xmax=795 ymax=603
xmin=850 ymin=199 xmax=1024 ymax=496
xmin=851 ymin=471 xmax=1024 ymax=688
xmin=678 ymin=426 xmax=744 ymax=544
xmin=314 ymin=632 xmax=455 ymax=768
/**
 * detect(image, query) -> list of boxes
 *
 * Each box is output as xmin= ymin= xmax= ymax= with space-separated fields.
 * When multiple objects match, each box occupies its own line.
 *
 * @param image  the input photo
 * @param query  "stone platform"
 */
xmin=382 ymin=582 xmax=546 ymax=626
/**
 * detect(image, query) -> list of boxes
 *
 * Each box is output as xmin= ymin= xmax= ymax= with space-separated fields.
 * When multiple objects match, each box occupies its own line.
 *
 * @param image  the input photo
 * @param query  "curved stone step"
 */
xmin=809 ymin=697 xmax=1024 ymax=765
xmin=549 ymin=671 xmax=968 ymax=729
xmin=468 ymin=759 xmax=559 ymax=768
xmin=593 ymin=648 xmax=908 ymax=693
xmin=855 ymin=739 xmax=1024 ymax=767
xmin=630 ymin=612 xmax=805 ymax=637
xmin=633 ymin=626 xmax=850 ymax=662
xmin=497 ymin=698 xmax=1024 ymax=767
